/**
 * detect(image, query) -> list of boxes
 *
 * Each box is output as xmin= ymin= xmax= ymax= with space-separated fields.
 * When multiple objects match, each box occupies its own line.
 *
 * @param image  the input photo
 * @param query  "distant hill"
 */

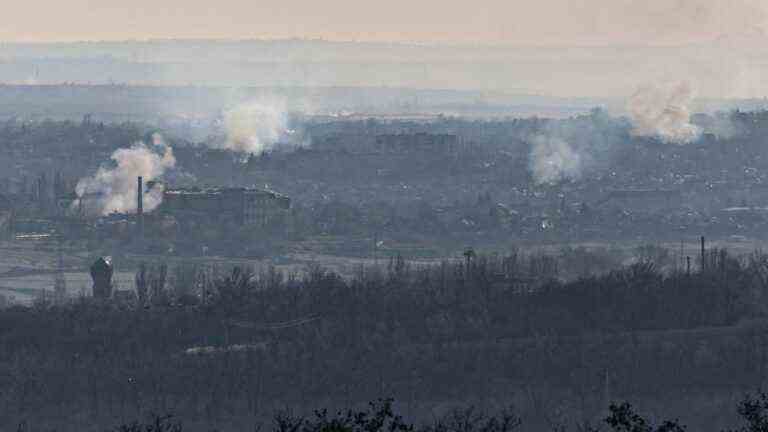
xmin=0 ymin=38 xmax=766 ymax=99
xmin=0 ymin=84 xmax=620 ymax=122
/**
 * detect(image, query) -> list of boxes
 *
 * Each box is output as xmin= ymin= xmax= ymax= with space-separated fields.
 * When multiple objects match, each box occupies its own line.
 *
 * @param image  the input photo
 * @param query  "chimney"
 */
xmin=137 ymin=176 xmax=144 ymax=238
xmin=137 ymin=176 xmax=143 ymax=215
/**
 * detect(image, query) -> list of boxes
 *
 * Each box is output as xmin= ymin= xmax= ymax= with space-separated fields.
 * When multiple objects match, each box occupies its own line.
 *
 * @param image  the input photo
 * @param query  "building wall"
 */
xmin=599 ymin=190 xmax=681 ymax=213
xmin=0 ymin=211 xmax=11 ymax=239
xmin=243 ymin=190 xmax=290 ymax=227
xmin=374 ymin=133 xmax=461 ymax=154
xmin=162 ymin=187 xmax=290 ymax=227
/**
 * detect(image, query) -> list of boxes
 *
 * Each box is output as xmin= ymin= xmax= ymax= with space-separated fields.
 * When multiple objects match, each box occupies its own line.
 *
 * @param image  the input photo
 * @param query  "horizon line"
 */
xmin=0 ymin=34 xmax=754 ymax=50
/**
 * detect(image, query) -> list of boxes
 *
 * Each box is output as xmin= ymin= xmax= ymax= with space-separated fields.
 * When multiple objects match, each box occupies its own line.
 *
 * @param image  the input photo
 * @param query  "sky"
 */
xmin=1 ymin=0 xmax=767 ymax=45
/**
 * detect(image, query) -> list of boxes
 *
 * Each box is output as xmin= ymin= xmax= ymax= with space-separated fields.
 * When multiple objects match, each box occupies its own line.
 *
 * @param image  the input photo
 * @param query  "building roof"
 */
xmin=721 ymin=206 xmax=768 ymax=213
xmin=164 ymin=186 xmax=288 ymax=200
xmin=595 ymin=188 xmax=681 ymax=207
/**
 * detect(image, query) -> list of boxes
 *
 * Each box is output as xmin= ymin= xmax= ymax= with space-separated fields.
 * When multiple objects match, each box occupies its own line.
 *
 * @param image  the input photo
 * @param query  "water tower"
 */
xmin=90 ymin=256 xmax=113 ymax=299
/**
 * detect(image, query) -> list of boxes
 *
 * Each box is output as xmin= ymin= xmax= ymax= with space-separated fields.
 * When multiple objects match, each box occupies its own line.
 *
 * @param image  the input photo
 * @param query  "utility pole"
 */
xmin=53 ymin=233 xmax=66 ymax=304
xmin=78 ymin=194 xmax=84 ymax=220
xmin=680 ymin=240 xmax=684 ymax=272
xmin=373 ymin=232 xmax=379 ymax=267
xmin=137 ymin=176 xmax=144 ymax=240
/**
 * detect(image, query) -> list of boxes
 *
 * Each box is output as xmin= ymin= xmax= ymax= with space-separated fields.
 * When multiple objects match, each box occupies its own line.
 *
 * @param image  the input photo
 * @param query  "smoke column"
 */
xmin=217 ymin=100 xmax=292 ymax=153
xmin=75 ymin=139 xmax=175 ymax=216
xmin=627 ymin=81 xmax=700 ymax=144
xmin=529 ymin=134 xmax=581 ymax=184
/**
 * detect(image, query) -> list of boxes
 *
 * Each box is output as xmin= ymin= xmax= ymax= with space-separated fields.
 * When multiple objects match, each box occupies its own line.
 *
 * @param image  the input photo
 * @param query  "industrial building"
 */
xmin=160 ymin=186 xmax=290 ymax=227
xmin=595 ymin=188 xmax=682 ymax=212
xmin=0 ymin=194 xmax=13 ymax=239
xmin=374 ymin=133 xmax=463 ymax=154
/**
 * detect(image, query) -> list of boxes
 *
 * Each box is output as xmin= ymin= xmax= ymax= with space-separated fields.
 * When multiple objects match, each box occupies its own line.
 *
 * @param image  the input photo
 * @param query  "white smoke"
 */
xmin=692 ymin=111 xmax=744 ymax=140
xmin=215 ymin=100 xmax=297 ymax=153
xmin=24 ymin=66 xmax=39 ymax=85
xmin=529 ymin=134 xmax=582 ymax=184
xmin=627 ymin=81 xmax=701 ymax=144
xmin=75 ymin=138 xmax=176 ymax=216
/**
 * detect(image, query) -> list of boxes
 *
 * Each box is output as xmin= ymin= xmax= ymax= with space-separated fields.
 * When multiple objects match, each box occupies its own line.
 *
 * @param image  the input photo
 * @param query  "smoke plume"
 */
xmin=529 ymin=134 xmax=582 ymax=184
xmin=214 ymin=100 xmax=300 ymax=153
xmin=75 ymin=138 xmax=175 ymax=216
xmin=627 ymin=81 xmax=700 ymax=144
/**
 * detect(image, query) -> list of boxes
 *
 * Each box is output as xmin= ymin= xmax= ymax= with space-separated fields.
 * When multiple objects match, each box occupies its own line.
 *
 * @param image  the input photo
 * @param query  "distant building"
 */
xmin=55 ymin=191 xmax=79 ymax=218
xmin=0 ymin=193 xmax=14 ymax=238
xmin=374 ymin=133 xmax=463 ymax=154
xmin=718 ymin=206 xmax=768 ymax=227
xmin=595 ymin=188 xmax=681 ymax=212
xmin=161 ymin=186 xmax=290 ymax=227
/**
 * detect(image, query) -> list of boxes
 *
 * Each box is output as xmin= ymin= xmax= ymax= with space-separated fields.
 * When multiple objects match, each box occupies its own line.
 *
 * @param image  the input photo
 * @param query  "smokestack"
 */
xmin=700 ymin=236 xmax=705 ymax=270
xmin=137 ymin=176 xmax=143 ymax=215
xmin=137 ymin=176 xmax=144 ymax=238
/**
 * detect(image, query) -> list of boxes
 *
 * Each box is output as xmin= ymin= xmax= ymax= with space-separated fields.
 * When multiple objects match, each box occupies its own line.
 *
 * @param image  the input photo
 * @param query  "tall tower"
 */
xmin=137 ymin=176 xmax=144 ymax=239
xmin=90 ymin=257 xmax=113 ymax=299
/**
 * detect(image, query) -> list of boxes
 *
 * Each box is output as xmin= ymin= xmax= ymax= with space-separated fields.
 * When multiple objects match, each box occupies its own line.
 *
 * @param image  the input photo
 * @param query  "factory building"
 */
xmin=374 ymin=133 xmax=463 ymax=154
xmin=595 ymin=188 xmax=681 ymax=213
xmin=160 ymin=186 xmax=290 ymax=227
xmin=0 ymin=194 xmax=13 ymax=239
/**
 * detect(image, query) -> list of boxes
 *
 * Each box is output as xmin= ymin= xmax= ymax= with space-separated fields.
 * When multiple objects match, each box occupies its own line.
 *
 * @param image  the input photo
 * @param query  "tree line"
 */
xmin=4 ymin=248 xmax=768 ymax=430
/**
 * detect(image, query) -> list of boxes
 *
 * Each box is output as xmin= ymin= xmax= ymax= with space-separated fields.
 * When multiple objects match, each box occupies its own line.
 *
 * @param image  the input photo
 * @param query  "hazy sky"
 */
xmin=2 ymin=0 xmax=766 ymax=45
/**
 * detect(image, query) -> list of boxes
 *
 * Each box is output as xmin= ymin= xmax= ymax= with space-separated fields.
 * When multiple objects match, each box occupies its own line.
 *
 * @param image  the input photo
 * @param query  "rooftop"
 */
xmin=164 ymin=186 xmax=287 ymax=200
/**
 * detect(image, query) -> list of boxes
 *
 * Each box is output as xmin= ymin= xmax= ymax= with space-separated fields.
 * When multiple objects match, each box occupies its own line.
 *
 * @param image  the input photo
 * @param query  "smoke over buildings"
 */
xmin=75 ymin=139 xmax=176 ymax=216
xmin=529 ymin=134 xmax=582 ymax=184
xmin=214 ymin=100 xmax=299 ymax=154
xmin=627 ymin=81 xmax=701 ymax=144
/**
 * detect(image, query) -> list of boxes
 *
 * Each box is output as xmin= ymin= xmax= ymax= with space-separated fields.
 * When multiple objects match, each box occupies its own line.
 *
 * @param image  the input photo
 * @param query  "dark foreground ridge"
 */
xmin=5 ymin=249 xmax=768 ymax=431
xmin=79 ymin=393 xmax=768 ymax=432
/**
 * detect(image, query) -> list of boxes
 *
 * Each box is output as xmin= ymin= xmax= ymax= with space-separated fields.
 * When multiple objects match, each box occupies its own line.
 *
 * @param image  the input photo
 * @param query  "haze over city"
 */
xmin=0 ymin=1 xmax=767 ymax=98
xmin=2 ymin=0 xmax=766 ymax=45
xmin=4 ymin=1 xmax=768 ymax=431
